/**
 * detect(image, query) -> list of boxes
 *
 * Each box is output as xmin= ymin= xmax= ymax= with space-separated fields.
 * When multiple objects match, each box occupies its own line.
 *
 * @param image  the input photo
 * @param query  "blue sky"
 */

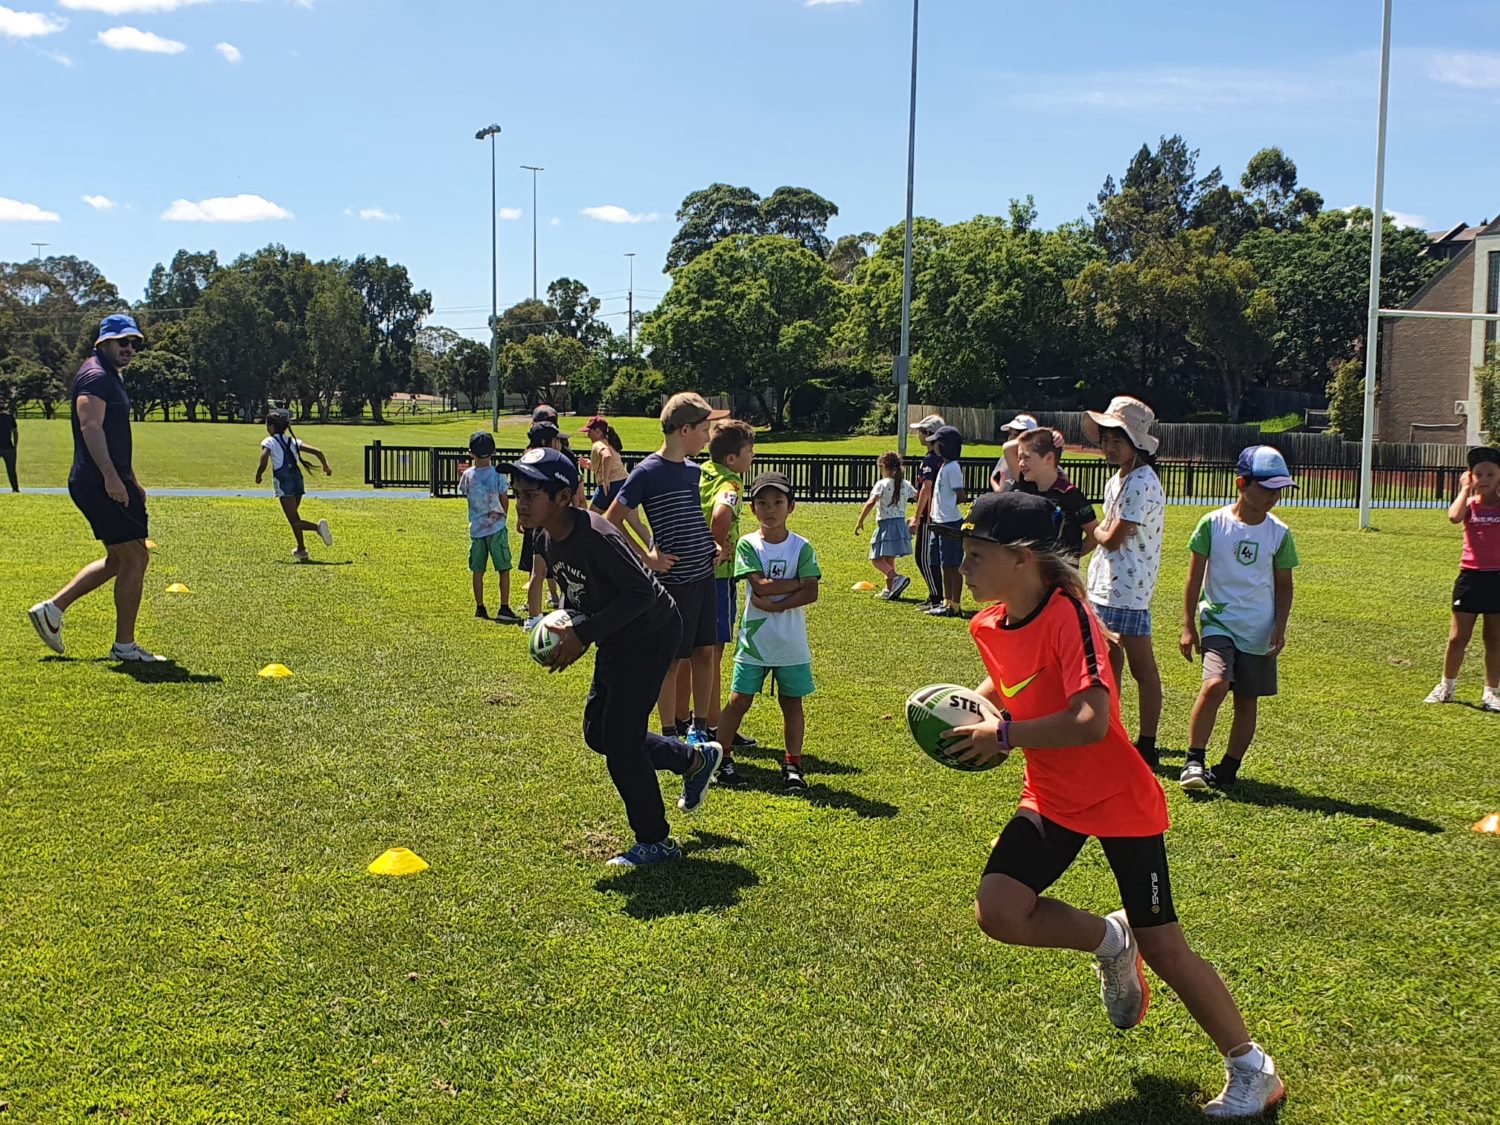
xmin=6 ymin=0 xmax=1500 ymax=341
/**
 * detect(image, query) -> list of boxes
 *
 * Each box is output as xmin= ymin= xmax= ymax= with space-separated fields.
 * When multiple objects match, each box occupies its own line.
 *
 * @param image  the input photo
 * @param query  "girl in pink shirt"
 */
xmin=1425 ymin=446 xmax=1500 ymax=711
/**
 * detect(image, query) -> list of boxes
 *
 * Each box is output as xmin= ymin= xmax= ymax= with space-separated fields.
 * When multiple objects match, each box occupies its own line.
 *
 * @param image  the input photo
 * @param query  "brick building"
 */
xmin=1379 ymin=216 xmax=1500 ymax=445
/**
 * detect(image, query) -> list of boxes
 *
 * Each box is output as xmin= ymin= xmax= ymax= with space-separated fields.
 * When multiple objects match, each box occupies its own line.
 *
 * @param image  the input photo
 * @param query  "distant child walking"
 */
xmin=715 ymin=472 xmax=821 ymax=792
xmin=937 ymin=490 xmax=1285 ymax=1119
xmin=908 ymin=413 xmax=946 ymax=610
xmin=1179 ymin=446 xmax=1299 ymax=791
xmin=1083 ymin=396 xmax=1167 ymax=767
xmin=459 ymin=431 xmax=518 ymax=623
xmin=255 ymin=409 xmax=332 ymax=561
xmin=580 ymin=416 xmax=628 ymax=513
xmin=855 ymin=451 xmax=917 ymax=599
xmin=507 ymin=448 xmax=722 ymax=868
xmin=926 ymin=425 xmax=970 ymax=617
xmin=1424 ymin=445 xmax=1500 ymax=712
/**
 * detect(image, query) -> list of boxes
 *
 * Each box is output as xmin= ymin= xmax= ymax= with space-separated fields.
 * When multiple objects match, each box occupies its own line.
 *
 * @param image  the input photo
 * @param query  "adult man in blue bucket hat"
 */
xmin=27 ymin=314 xmax=166 ymax=661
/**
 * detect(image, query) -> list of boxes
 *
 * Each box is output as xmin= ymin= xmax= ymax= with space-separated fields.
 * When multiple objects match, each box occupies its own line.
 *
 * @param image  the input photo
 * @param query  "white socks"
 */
xmin=1228 ymin=1042 xmax=1267 ymax=1071
xmin=1441 ymin=677 xmax=1457 ymax=691
xmin=1094 ymin=915 xmax=1127 ymax=958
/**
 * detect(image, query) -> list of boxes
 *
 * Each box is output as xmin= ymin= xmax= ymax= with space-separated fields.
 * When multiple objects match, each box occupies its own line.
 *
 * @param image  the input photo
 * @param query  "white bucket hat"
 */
xmin=1082 ymin=395 xmax=1159 ymax=455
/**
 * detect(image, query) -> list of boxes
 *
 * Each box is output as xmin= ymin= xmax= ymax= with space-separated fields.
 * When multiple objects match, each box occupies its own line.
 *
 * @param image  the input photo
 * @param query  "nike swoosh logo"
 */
xmin=997 ymin=671 xmax=1041 ymax=698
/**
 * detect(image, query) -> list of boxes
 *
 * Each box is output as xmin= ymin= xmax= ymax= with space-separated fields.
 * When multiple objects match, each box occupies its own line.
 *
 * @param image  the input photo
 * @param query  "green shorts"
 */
xmin=469 ymin=529 xmax=512 ymax=574
xmin=730 ymin=660 xmax=815 ymax=698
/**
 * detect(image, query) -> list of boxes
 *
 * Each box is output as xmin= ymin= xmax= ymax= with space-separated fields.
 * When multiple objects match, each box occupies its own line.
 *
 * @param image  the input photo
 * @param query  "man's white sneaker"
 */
xmin=1093 ymin=910 xmax=1149 ymax=1029
xmin=27 ymin=600 xmax=65 ymax=654
xmin=317 ymin=518 xmax=333 ymax=547
xmin=1424 ymin=681 xmax=1455 ymax=704
xmin=1482 ymin=688 xmax=1500 ymax=714
xmin=1204 ymin=1045 xmax=1286 ymax=1118
xmin=110 ymin=642 xmax=167 ymax=663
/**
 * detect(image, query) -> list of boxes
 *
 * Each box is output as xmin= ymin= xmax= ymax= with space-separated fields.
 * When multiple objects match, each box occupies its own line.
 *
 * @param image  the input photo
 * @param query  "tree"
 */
xmin=123 ymin=350 xmax=190 ymax=421
xmin=143 ymin=249 xmax=220 ymax=310
xmin=414 ymin=325 xmax=464 ymax=397
xmin=0 ymin=355 xmax=64 ymax=418
xmin=498 ymin=333 xmax=587 ymax=406
xmin=1091 ymin=135 xmax=1224 ymax=262
xmin=306 ymin=268 xmax=368 ymax=419
xmin=437 ymin=337 xmax=493 ymax=410
xmin=546 ymin=277 xmax=609 ymax=349
xmin=827 ymin=232 xmax=877 ymax=283
xmin=760 ymin=186 xmax=839 ymax=259
xmin=497 ymin=297 xmax=558 ymax=344
xmin=1326 ymin=356 xmax=1367 ymax=441
xmin=666 ymin=183 xmax=765 ymax=271
xmin=644 ymin=234 xmax=843 ymax=427
xmin=346 ymin=255 xmax=432 ymax=421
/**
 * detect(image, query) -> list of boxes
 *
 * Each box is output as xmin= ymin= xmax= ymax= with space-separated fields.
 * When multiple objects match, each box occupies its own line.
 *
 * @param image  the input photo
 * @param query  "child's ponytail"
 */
xmin=605 ymin=423 xmax=624 ymax=453
xmin=880 ymin=450 xmax=905 ymax=506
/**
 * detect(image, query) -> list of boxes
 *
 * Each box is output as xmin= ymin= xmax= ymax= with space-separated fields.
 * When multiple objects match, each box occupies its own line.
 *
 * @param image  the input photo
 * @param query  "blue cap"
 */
xmin=500 ymin=447 xmax=579 ymax=491
xmin=932 ymin=425 xmax=963 ymax=460
xmin=1236 ymin=445 xmax=1297 ymax=489
xmin=96 ymin=313 xmax=143 ymax=346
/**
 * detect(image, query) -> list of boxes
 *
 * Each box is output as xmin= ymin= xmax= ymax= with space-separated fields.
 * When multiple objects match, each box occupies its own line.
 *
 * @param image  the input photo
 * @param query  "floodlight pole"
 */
xmin=1358 ymin=0 xmax=1393 ymax=530
xmin=476 ymin=124 xmax=503 ymax=431
xmin=521 ymin=165 xmax=544 ymax=300
xmin=625 ymin=252 xmax=636 ymax=349
xmin=895 ymin=0 xmax=919 ymax=458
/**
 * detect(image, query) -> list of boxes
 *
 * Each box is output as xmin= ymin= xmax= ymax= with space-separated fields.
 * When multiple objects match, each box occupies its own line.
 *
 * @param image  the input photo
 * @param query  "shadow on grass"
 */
xmin=276 ymin=558 xmax=355 ymax=566
xmin=727 ymin=760 xmax=898 ymax=819
xmin=105 ymin=660 xmax=223 ymax=685
xmin=1148 ymin=754 xmax=1441 ymax=834
xmin=730 ymin=742 xmax=862 ymax=776
xmin=594 ymin=855 xmax=759 ymax=920
xmin=1046 ymin=1075 xmax=1214 ymax=1125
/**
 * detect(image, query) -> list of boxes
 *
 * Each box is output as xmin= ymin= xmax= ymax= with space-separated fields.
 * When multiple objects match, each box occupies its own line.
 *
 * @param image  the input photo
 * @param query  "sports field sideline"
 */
xmin=1 ymin=493 xmax=1496 ymax=1123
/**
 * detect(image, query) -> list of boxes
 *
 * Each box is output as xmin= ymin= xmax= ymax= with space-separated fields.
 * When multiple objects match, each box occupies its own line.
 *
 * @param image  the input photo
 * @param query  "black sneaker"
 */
xmin=474 ymin=605 xmax=490 ymax=619
xmin=716 ymin=757 xmax=745 ymax=787
xmin=781 ymin=761 xmax=808 ymax=793
xmin=494 ymin=606 xmax=521 ymax=625
xmin=1208 ymin=765 xmax=1239 ymax=790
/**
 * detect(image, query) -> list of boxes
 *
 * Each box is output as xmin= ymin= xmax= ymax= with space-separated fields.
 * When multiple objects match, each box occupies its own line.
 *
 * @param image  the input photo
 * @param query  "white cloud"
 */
xmin=1387 ymin=210 xmax=1429 ymax=230
xmin=62 ymin=0 xmax=207 ymax=12
xmin=40 ymin=48 xmax=72 ymax=64
xmin=215 ymin=41 xmax=240 ymax=63
xmin=582 ymin=204 xmax=659 ymax=224
xmin=162 ymin=194 xmax=292 ymax=222
xmin=97 ymin=25 xmax=186 ymax=53
xmin=0 ymin=5 xmax=66 ymax=37
xmin=548 ymin=217 xmax=561 ymax=226
xmin=499 ymin=207 xmax=522 ymax=220
xmin=1418 ymin=50 xmax=1500 ymax=91
xmin=806 ymin=0 xmax=861 ymax=6
xmin=82 ymin=194 xmax=118 ymax=211
xmin=359 ymin=207 xmax=398 ymax=221
xmin=0 ymin=197 xmax=61 ymax=222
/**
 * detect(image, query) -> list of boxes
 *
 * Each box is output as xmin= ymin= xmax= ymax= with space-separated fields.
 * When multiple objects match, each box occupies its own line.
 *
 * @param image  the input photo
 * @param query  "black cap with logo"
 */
xmin=932 ymin=490 xmax=1062 ymax=548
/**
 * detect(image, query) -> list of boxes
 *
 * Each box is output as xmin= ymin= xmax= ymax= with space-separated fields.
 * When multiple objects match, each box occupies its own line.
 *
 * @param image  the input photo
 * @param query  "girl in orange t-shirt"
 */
xmin=936 ymin=490 xmax=1285 ymax=1119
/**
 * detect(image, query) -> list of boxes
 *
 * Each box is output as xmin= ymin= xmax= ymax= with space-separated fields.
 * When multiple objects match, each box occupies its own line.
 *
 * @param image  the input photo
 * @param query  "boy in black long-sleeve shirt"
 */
xmin=503 ymin=448 xmax=723 ymax=868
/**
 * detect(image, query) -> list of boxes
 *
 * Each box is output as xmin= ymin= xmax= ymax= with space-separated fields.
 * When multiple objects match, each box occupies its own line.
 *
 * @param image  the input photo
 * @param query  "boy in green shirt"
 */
xmin=715 ymin=472 xmax=822 ymax=792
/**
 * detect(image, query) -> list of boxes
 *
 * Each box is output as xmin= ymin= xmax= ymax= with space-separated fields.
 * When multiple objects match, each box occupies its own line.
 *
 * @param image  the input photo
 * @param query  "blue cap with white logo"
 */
xmin=499 ymin=447 xmax=579 ymax=491
xmin=1236 ymin=445 xmax=1297 ymax=490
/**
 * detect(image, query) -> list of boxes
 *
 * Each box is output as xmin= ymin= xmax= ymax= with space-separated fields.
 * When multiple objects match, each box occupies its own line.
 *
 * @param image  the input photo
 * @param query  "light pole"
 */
xmin=29 ymin=242 xmax=49 ymax=259
xmin=1357 ymin=0 xmax=1392 ymax=530
xmin=520 ymin=165 xmax=544 ymax=301
xmin=476 ymin=124 xmax=502 ymax=431
xmin=624 ymin=252 xmax=636 ymax=349
xmin=895 ymin=0 xmax=919 ymax=458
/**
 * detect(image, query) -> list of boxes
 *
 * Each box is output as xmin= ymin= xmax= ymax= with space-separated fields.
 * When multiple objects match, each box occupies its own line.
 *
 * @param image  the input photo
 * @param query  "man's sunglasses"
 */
xmin=113 ymin=339 xmax=143 ymax=350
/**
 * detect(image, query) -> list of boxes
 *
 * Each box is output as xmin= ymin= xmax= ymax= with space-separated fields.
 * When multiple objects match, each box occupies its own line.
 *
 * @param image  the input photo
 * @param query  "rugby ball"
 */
xmin=906 ymin=683 xmax=1009 ymax=772
xmin=528 ymin=609 xmax=585 ymax=667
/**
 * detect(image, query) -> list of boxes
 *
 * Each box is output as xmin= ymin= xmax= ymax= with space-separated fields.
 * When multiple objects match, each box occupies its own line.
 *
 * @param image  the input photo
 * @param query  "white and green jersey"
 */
xmin=1189 ymin=506 xmax=1299 ymax=655
xmin=733 ymin=529 xmax=821 ymax=667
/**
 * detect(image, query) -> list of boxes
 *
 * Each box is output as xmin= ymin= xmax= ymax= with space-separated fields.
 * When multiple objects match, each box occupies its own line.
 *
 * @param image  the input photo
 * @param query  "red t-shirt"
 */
xmin=1460 ymin=501 xmax=1500 ymax=571
xmin=970 ymin=587 xmax=1168 ymax=838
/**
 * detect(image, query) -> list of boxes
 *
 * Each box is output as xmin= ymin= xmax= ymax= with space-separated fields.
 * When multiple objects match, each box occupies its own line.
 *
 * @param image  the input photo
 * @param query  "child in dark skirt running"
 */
xmin=938 ymin=490 xmax=1285 ymax=1119
xmin=255 ymin=409 xmax=332 ymax=561
xmin=855 ymin=451 xmax=917 ymax=599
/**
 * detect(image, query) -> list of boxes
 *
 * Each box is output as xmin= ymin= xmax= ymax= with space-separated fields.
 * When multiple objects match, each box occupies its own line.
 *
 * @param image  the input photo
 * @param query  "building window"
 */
xmin=1488 ymin=251 xmax=1499 ymax=346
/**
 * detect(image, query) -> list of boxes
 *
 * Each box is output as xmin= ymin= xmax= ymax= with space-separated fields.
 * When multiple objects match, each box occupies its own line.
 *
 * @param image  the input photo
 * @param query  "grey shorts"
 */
xmin=1201 ymin=634 xmax=1278 ymax=698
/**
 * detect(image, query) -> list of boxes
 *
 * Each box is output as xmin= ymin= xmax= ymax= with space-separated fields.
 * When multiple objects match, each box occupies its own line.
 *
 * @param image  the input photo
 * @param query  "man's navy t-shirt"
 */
xmin=69 ymin=354 xmax=133 ymax=485
xmin=616 ymin=452 xmax=716 ymax=586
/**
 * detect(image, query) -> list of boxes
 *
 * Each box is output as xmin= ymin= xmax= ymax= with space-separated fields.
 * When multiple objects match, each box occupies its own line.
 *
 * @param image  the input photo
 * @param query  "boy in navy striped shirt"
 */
xmin=606 ymin=392 xmax=725 ymax=737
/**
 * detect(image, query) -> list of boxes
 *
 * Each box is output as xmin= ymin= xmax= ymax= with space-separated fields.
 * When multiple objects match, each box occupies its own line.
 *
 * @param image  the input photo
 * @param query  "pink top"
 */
xmin=1461 ymin=501 xmax=1500 ymax=570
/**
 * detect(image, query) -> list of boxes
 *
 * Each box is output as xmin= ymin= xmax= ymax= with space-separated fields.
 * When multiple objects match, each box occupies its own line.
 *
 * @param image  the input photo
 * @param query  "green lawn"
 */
xmin=6 ymin=415 xmax=1021 ymax=490
xmin=1 ymin=498 xmax=1496 ymax=1122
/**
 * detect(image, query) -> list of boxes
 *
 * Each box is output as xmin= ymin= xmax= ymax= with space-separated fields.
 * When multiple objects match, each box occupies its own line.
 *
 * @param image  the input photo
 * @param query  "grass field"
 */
xmin=6 ymin=415 xmax=1023 ymax=491
xmin=2 ymin=495 xmax=1497 ymax=1123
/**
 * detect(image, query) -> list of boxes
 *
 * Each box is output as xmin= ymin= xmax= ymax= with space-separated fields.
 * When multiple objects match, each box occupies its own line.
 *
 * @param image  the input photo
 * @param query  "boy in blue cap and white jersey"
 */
xmin=1179 ymin=446 xmax=1300 ymax=791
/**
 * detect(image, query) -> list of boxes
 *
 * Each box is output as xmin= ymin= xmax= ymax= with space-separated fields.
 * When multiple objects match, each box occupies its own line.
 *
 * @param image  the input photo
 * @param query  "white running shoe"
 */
xmin=1093 ymin=910 xmax=1149 ymax=1029
xmin=1424 ymin=681 xmax=1455 ymax=704
xmin=523 ymin=614 xmax=543 ymax=633
xmin=1204 ymin=1046 xmax=1286 ymax=1118
xmin=317 ymin=518 xmax=333 ymax=547
xmin=1482 ymin=688 xmax=1500 ymax=714
xmin=110 ymin=641 xmax=167 ymax=663
xmin=28 ymin=600 xmax=65 ymax=654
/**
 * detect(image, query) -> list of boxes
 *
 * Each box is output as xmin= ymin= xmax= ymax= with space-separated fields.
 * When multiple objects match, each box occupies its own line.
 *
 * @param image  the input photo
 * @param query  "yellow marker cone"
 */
xmin=368 ymin=847 xmax=429 ymax=876
xmin=165 ymin=582 xmax=192 ymax=593
xmin=258 ymin=663 xmax=294 ymax=678
xmin=851 ymin=581 xmax=877 ymax=591
xmin=1473 ymin=813 xmax=1500 ymax=835
xmin=145 ymin=539 xmax=158 ymax=549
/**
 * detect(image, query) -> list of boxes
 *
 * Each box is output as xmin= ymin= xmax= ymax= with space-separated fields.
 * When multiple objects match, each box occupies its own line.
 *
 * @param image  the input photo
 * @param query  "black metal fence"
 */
xmin=364 ymin=441 xmax=1465 ymax=509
